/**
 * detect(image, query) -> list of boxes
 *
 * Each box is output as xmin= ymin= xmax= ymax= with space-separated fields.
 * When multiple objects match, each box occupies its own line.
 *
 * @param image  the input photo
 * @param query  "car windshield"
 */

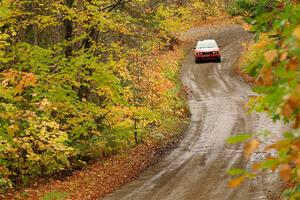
xmin=196 ymin=41 xmax=217 ymax=49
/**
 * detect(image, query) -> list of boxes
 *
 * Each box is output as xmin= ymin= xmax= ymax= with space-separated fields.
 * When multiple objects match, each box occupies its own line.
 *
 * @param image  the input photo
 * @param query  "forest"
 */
xmin=1 ymin=0 xmax=300 ymax=199
xmin=0 ymin=0 xmax=224 ymax=193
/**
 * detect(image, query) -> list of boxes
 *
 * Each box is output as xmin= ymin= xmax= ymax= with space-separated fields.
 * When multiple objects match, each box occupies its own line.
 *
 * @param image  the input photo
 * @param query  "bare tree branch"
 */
xmin=101 ymin=0 xmax=132 ymax=12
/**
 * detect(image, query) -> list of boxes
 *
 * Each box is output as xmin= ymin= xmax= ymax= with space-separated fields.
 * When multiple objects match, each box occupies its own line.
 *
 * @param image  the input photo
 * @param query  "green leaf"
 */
xmin=260 ymin=159 xmax=277 ymax=169
xmin=226 ymin=134 xmax=252 ymax=144
xmin=294 ymin=183 xmax=300 ymax=193
xmin=227 ymin=168 xmax=247 ymax=176
xmin=278 ymin=148 xmax=288 ymax=160
xmin=283 ymin=132 xmax=294 ymax=140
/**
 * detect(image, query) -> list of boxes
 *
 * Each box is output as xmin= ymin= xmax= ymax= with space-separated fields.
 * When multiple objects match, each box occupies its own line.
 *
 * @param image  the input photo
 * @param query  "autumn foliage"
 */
xmin=228 ymin=0 xmax=300 ymax=198
xmin=0 ymin=0 xmax=200 ymax=191
xmin=0 ymin=0 xmax=229 ymax=193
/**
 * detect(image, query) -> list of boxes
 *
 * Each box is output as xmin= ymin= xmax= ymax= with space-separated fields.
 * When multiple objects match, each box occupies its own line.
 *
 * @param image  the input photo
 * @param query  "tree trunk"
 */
xmin=84 ymin=27 xmax=97 ymax=50
xmin=134 ymin=119 xmax=138 ymax=145
xmin=64 ymin=0 xmax=74 ymax=57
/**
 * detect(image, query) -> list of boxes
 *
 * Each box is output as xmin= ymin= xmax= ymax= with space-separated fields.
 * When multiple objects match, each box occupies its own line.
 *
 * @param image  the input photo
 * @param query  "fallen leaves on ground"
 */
xmin=3 ymin=141 xmax=179 ymax=200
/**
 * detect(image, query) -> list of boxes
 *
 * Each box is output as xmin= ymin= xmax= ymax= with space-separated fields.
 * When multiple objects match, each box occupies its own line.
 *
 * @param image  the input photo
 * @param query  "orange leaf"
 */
xmin=293 ymin=25 xmax=300 ymax=40
xmin=287 ymin=59 xmax=299 ymax=71
xmin=290 ymin=144 xmax=300 ymax=151
xmin=265 ymin=143 xmax=277 ymax=151
xmin=279 ymin=164 xmax=291 ymax=182
xmin=228 ymin=175 xmax=246 ymax=188
xmin=264 ymin=50 xmax=277 ymax=64
xmin=252 ymin=163 xmax=261 ymax=171
xmin=261 ymin=66 xmax=273 ymax=86
xmin=295 ymin=85 xmax=300 ymax=96
xmin=280 ymin=52 xmax=288 ymax=61
xmin=282 ymin=102 xmax=294 ymax=118
xmin=294 ymin=158 xmax=300 ymax=167
xmin=244 ymin=139 xmax=260 ymax=159
xmin=243 ymin=24 xmax=252 ymax=31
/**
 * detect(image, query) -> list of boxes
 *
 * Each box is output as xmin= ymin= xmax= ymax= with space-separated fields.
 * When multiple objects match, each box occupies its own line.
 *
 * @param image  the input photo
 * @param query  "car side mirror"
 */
xmin=193 ymin=47 xmax=196 ymax=49
xmin=218 ymin=45 xmax=221 ymax=48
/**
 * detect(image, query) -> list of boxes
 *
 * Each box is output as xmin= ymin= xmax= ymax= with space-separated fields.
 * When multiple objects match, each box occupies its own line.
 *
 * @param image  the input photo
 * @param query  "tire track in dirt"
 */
xmin=102 ymin=25 xmax=287 ymax=200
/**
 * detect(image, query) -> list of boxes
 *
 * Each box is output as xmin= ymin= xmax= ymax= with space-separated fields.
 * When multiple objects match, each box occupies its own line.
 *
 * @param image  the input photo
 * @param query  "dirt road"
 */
xmin=102 ymin=25 xmax=286 ymax=200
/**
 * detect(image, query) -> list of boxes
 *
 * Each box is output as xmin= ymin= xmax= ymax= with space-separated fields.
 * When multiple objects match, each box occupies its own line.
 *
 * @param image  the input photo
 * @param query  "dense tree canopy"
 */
xmin=0 ymin=0 xmax=228 ymax=191
xmin=0 ymin=0 xmax=198 ymax=190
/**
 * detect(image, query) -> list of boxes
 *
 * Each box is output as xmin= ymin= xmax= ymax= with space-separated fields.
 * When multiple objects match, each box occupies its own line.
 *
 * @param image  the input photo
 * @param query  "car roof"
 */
xmin=197 ymin=39 xmax=217 ymax=45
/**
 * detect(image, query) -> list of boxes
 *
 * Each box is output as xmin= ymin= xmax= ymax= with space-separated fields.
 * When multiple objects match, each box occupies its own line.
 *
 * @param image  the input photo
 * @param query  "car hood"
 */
xmin=195 ymin=48 xmax=219 ymax=52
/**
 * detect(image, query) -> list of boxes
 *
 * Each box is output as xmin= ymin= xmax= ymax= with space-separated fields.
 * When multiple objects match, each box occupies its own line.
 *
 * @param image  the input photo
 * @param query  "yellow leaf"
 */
xmin=264 ymin=50 xmax=277 ymax=64
xmin=244 ymin=139 xmax=260 ymax=158
xmin=280 ymin=52 xmax=288 ymax=61
xmin=279 ymin=164 xmax=291 ymax=182
xmin=297 ymin=168 xmax=300 ymax=179
xmin=228 ymin=175 xmax=246 ymax=188
xmin=7 ymin=124 xmax=19 ymax=137
xmin=293 ymin=25 xmax=300 ymax=40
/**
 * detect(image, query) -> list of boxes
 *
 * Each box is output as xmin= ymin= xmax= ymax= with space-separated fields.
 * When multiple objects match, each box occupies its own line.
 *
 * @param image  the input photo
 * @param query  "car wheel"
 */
xmin=217 ymin=57 xmax=221 ymax=63
xmin=195 ymin=58 xmax=200 ymax=63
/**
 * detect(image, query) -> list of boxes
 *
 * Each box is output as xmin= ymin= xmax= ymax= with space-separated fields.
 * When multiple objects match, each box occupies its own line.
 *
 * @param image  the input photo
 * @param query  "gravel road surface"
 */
xmin=102 ymin=25 xmax=286 ymax=200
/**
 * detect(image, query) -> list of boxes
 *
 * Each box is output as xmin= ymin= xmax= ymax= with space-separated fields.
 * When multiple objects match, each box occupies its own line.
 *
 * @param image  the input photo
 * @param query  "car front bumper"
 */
xmin=195 ymin=55 xmax=220 ymax=60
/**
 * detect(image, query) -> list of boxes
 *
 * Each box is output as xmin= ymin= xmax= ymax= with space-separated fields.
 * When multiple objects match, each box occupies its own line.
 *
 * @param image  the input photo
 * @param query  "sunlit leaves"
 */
xmin=155 ymin=5 xmax=192 ymax=33
xmin=228 ymin=1 xmax=300 ymax=195
xmin=293 ymin=25 xmax=300 ymax=40
xmin=227 ymin=168 xmax=257 ymax=188
xmin=264 ymin=49 xmax=277 ymax=64
xmin=260 ymin=66 xmax=273 ymax=86
xmin=258 ymin=158 xmax=278 ymax=170
xmin=244 ymin=139 xmax=260 ymax=159
xmin=280 ymin=51 xmax=288 ymax=62
xmin=283 ymin=183 xmax=300 ymax=199
xmin=227 ymin=168 xmax=248 ymax=176
xmin=0 ymin=0 xmax=194 ymax=190
xmin=228 ymin=175 xmax=246 ymax=188
xmin=279 ymin=164 xmax=292 ymax=182
xmin=226 ymin=134 xmax=252 ymax=144
xmin=1 ymin=70 xmax=37 ymax=94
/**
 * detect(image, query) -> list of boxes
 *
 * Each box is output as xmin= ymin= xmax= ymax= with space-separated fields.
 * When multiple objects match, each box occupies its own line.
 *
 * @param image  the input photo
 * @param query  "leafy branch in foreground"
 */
xmin=227 ymin=1 xmax=300 ymax=198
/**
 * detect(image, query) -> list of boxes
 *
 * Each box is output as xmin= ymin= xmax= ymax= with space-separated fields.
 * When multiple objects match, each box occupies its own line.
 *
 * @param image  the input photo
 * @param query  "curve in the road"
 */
xmin=102 ymin=25 xmax=286 ymax=200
